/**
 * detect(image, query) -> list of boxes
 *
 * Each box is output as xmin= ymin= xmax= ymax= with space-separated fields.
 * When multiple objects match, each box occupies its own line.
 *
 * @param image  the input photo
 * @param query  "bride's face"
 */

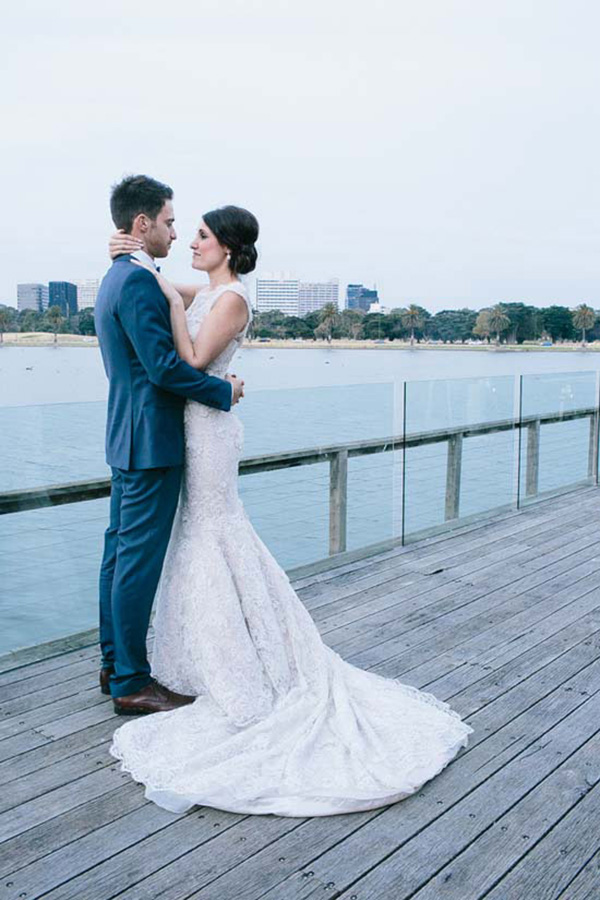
xmin=190 ymin=220 xmax=229 ymax=272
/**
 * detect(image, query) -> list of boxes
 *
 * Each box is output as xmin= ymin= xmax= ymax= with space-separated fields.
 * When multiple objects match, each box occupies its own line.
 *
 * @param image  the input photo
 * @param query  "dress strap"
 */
xmin=211 ymin=282 xmax=253 ymax=327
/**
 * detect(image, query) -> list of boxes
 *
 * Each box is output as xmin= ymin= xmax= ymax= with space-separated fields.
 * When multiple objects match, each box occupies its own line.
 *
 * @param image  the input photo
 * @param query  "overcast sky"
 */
xmin=2 ymin=0 xmax=599 ymax=311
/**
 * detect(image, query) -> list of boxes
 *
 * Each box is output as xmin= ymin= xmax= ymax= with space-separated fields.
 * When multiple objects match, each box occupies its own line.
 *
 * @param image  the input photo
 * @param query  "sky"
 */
xmin=2 ymin=0 xmax=599 ymax=312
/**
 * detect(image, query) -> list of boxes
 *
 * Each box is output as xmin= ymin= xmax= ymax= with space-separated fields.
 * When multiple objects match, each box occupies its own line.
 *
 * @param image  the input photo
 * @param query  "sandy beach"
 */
xmin=2 ymin=332 xmax=599 ymax=352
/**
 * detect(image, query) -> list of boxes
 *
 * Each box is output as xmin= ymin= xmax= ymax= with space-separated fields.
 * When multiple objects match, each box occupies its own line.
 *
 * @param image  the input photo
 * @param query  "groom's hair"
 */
xmin=110 ymin=175 xmax=173 ymax=232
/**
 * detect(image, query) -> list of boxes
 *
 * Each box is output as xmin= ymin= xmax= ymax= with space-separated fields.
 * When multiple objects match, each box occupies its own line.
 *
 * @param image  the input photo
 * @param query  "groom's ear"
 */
xmin=131 ymin=212 xmax=150 ymax=236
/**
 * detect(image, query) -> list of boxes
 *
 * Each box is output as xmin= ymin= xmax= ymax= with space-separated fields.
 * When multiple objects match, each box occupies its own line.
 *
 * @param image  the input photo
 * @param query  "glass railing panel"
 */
xmin=0 ymin=401 xmax=108 ymax=492
xmin=0 ymin=382 xmax=396 ymax=654
xmin=519 ymin=371 xmax=599 ymax=505
xmin=0 ymin=498 xmax=109 ymax=656
xmin=238 ymin=382 xmax=397 ymax=567
xmin=403 ymin=375 xmax=517 ymax=541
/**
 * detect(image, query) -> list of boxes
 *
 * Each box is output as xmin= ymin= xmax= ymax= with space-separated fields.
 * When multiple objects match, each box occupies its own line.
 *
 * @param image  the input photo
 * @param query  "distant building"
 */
xmin=76 ymin=279 xmax=100 ymax=310
xmin=368 ymin=301 xmax=391 ymax=315
xmin=298 ymin=280 xmax=339 ymax=316
xmin=346 ymin=284 xmax=379 ymax=312
xmin=255 ymin=275 xmax=300 ymax=316
xmin=17 ymin=283 xmax=49 ymax=313
xmin=49 ymin=281 xmax=78 ymax=316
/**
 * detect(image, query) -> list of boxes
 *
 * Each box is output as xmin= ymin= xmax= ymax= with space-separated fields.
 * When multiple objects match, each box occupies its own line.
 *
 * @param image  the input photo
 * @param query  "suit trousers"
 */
xmin=99 ymin=465 xmax=182 ymax=697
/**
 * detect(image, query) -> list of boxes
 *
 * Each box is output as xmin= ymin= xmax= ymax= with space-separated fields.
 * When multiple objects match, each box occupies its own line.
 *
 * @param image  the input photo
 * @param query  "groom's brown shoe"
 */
xmin=113 ymin=680 xmax=195 ymax=716
xmin=100 ymin=668 xmax=113 ymax=696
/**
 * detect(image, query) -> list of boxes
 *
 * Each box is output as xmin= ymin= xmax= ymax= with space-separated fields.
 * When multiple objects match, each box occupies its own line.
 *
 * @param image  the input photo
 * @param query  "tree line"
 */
xmin=249 ymin=302 xmax=599 ymax=344
xmin=0 ymin=300 xmax=597 ymax=345
xmin=0 ymin=305 xmax=96 ymax=342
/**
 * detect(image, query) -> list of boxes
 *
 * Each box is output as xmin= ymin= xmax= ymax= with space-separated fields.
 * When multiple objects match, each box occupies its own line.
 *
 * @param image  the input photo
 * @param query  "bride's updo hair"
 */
xmin=203 ymin=205 xmax=259 ymax=275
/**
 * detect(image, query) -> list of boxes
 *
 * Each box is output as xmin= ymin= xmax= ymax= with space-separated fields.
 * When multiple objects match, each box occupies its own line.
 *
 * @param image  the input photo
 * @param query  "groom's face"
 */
xmin=145 ymin=200 xmax=177 ymax=259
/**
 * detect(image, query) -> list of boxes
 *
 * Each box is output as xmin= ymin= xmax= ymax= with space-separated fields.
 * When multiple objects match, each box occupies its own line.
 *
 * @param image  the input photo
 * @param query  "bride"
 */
xmin=108 ymin=206 xmax=472 ymax=817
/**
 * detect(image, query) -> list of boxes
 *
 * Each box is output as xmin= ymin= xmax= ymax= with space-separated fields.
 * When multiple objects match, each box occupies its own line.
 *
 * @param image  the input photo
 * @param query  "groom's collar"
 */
xmin=131 ymin=249 xmax=157 ymax=270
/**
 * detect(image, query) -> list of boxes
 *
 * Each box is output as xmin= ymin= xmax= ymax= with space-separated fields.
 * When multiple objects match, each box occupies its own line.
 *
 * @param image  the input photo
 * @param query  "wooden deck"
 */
xmin=1 ymin=487 xmax=600 ymax=900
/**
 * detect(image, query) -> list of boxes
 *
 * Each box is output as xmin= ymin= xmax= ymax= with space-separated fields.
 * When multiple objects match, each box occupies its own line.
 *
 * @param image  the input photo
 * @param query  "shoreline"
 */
xmin=1 ymin=332 xmax=599 ymax=352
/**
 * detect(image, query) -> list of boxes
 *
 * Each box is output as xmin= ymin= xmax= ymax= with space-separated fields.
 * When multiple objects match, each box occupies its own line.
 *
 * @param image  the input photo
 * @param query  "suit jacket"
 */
xmin=95 ymin=255 xmax=232 ymax=470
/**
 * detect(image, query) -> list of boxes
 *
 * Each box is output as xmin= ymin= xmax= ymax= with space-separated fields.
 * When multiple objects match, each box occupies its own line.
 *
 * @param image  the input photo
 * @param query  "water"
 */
xmin=2 ymin=344 xmax=600 ymax=407
xmin=1 ymin=346 xmax=599 ymax=654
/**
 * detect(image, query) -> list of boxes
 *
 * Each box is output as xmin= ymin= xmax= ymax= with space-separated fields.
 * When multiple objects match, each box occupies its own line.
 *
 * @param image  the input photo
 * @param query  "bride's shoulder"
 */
xmin=225 ymin=281 xmax=249 ymax=299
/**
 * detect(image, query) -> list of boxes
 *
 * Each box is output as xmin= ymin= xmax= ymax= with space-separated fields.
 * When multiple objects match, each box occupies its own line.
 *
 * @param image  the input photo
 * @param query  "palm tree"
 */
xmin=46 ymin=305 xmax=64 ymax=346
xmin=316 ymin=302 xmax=339 ymax=343
xmin=401 ymin=304 xmax=423 ymax=346
xmin=487 ymin=304 xmax=510 ymax=344
xmin=572 ymin=304 xmax=596 ymax=345
xmin=472 ymin=309 xmax=491 ymax=342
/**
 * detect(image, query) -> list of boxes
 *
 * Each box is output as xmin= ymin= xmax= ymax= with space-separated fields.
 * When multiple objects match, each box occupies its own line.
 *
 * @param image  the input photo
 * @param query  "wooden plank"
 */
xmin=0 ymin=783 xmax=144 ymax=879
xmin=325 ymin=536 xmax=600 ymax=655
xmin=444 ymin=433 xmax=462 ymax=520
xmin=315 ymin=514 xmax=600 ymax=645
xmin=0 ymin=634 xmax=98 ymax=678
xmin=1 ymin=803 xmax=208 ymax=900
xmin=113 ymin=813 xmax=364 ymax=900
xmin=300 ymin=497 xmax=593 ymax=608
xmin=0 ymin=486 xmax=597 ymax=900
xmin=483 ymin=781 xmax=600 ymax=900
xmin=558 ymin=848 xmax=600 ymax=899
xmin=260 ymin=654 xmax=600 ymax=900
xmin=0 ymin=730 xmax=53 ymax=765
xmin=171 ymin=662 xmax=600 ymax=900
xmin=401 ymin=555 xmax=600 ymax=679
xmin=0 ymin=656 xmax=99 ymax=703
xmin=0 ymin=691 xmax=109 ymax=742
xmin=0 ymin=674 xmax=107 ymax=718
xmin=0 ymin=764 xmax=127 ymax=843
xmin=0 ymin=741 xmax=113 ymax=815
xmin=407 ymin=584 xmax=600 ymax=700
xmin=329 ymin=449 xmax=348 ymax=555
xmin=297 ymin=493 xmax=590 ymax=603
xmin=0 ymin=719 xmax=116 ymax=786
xmin=35 ymin=812 xmax=289 ymax=900
xmin=0 ymin=643 xmax=98 ymax=685
xmin=34 ymin=701 xmax=116 ymax=741
xmin=441 ymin=616 xmax=600 ymax=720
xmin=325 ymin=695 xmax=600 ymax=900
xmin=409 ymin=735 xmax=600 ymax=898
xmin=346 ymin=536 xmax=600 ymax=674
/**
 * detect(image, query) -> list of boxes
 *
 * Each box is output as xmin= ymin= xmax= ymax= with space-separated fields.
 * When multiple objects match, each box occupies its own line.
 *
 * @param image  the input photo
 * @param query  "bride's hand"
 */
xmin=109 ymin=229 xmax=144 ymax=259
xmin=131 ymin=259 xmax=184 ymax=308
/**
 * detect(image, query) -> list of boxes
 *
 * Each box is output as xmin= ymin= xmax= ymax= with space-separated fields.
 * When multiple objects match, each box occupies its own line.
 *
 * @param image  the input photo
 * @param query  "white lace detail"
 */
xmin=110 ymin=281 xmax=472 ymax=816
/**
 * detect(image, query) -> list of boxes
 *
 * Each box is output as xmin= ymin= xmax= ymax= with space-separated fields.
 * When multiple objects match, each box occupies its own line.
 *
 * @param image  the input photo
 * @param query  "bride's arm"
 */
xmin=131 ymin=261 xmax=248 ymax=369
xmin=108 ymin=231 xmax=200 ymax=309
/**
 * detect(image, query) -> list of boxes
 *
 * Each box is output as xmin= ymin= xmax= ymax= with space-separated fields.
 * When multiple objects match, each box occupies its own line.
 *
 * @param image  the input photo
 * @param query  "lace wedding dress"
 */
xmin=109 ymin=281 xmax=472 ymax=816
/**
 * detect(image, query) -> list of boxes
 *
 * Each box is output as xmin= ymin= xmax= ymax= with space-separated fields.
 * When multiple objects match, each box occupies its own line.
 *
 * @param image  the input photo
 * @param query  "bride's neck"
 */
xmin=208 ymin=265 xmax=238 ymax=289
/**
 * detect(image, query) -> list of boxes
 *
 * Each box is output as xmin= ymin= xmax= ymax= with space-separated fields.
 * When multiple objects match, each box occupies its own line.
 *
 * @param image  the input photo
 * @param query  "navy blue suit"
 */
xmin=95 ymin=255 xmax=232 ymax=697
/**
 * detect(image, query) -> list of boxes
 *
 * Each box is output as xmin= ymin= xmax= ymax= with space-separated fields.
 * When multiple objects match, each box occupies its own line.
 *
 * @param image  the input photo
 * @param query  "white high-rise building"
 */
xmin=255 ymin=274 xmax=300 ymax=316
xmin=298 ymin=280 xmax=339 ymax=316
xmin=17 ymin=283 xmax=49 ymax=312
xmin=76 ymin=279 xmax=100 ymax=310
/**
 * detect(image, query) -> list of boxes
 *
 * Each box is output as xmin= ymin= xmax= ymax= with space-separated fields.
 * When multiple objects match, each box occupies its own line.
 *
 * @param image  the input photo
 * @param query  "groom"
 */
xmin=95 ymin=174 xmax=243 ymax=716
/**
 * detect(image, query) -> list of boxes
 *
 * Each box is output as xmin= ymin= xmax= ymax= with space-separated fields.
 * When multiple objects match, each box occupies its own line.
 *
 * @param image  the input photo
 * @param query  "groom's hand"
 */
xmin=225 ymin=374 xmax=245 ymax=406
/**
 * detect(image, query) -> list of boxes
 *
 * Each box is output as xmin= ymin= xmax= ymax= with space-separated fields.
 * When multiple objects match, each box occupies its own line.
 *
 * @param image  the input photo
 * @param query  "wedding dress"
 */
xmin=109 ymin=281 xmax=472 ymax=816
